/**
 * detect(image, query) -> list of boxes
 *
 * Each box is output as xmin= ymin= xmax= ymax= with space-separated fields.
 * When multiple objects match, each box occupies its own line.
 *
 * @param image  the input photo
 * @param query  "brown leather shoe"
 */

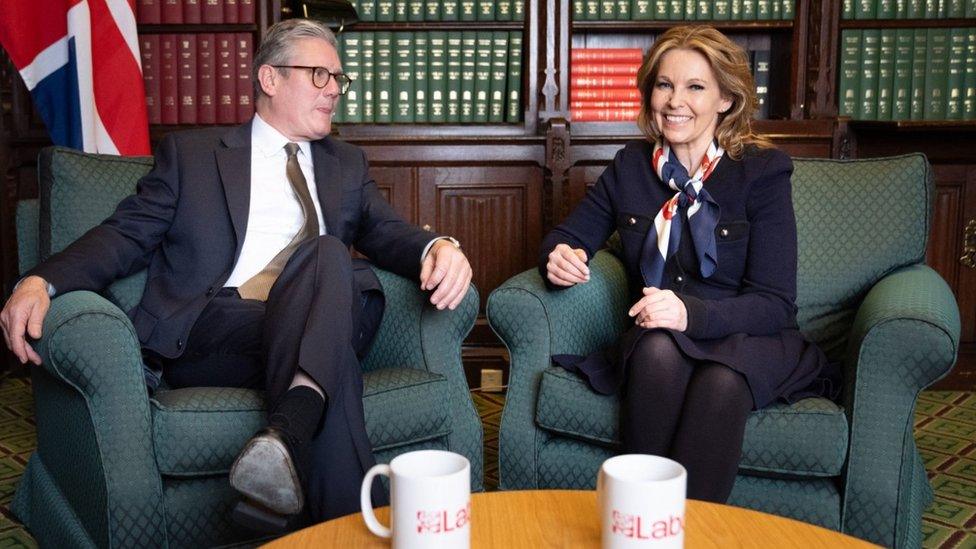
xmin=229 ymin=427 xmax=304 ymax=515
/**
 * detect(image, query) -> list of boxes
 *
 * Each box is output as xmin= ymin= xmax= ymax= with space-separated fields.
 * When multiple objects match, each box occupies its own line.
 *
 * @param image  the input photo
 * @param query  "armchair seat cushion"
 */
xmin=151 ymin=367 xmax=453 ymax=476
xmin=535 ymin=367 xmax=849 ymax=478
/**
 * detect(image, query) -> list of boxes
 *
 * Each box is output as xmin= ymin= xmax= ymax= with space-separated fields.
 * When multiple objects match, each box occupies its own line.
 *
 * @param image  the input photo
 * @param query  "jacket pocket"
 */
xmin=714 ymin=220 xmax=750 ymax=242
xmin=617 ymin=212 xmax=652 ymax=234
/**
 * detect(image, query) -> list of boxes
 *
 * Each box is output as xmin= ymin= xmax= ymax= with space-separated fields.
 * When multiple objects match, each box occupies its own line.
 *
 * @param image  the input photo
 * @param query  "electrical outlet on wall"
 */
xmin=480 ymin=369 xmax=504 ymax=392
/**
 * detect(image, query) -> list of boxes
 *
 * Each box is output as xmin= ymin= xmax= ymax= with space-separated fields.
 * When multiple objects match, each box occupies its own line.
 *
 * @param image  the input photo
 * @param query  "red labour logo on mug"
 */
xmin=416 ymin=502 xmax=472 ymax=534
xmin=611 ymin=510 xmax=684 ymax=539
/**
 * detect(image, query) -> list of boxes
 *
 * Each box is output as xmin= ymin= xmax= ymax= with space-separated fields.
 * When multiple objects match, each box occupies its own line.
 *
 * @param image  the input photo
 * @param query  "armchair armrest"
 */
xmin=487 ymin=250 xmax=630 ymax=489
xmin=362 ymin=268 xmax=483 ymax=490
xmin=841 ymin=264 xmax=960 ymax=547
xmin=32 ymin=291 xmax=165 ymax=547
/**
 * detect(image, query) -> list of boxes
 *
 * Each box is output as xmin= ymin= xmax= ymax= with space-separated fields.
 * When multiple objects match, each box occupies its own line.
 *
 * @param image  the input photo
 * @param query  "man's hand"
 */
xmin=546 ymin=244 xmax=589 ymax=287
xmin=419 ymin=240 xmax=472 ymax=310
xmin=0 ymin=276 xmax=51 ymax=365
xmin=627 ymin=286 xmax=688 ymax=332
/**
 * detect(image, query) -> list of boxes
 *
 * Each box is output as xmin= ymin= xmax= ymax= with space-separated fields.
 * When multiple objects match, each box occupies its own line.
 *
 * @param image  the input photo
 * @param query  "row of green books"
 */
xmin=839 ymin=28 xmax=976 ymax=120
xmin=842 ymin=0 xmax=976 ymax=19
xmin=572 ymin=0 xmax=794 ymax=20
xmin=349 ymin=0 xmax=525 ymax=21
xmin=333 ymin=31 xmax=523 ymax=124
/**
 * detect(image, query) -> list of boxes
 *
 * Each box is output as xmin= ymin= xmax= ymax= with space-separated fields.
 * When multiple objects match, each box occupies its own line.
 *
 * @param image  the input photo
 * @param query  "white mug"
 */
xmin=360 ymin=450 xmax=471 ymax=549
xmin=597 ymin=454 xmax=687 ymax=549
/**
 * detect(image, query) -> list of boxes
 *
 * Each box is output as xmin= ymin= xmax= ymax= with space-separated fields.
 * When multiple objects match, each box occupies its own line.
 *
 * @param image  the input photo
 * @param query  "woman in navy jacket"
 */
xmin=541 ymin=25 xmax=827 ymax=503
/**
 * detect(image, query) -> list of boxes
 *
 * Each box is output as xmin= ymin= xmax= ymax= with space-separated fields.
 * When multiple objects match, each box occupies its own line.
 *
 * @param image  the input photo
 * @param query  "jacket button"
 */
xmin=720 ymin=228 xmax=729 ymax=237
xmin=675 ymin=275 xmax=684 ymax=283
xmin=206 ymin=287 xmax=215 ymax=297
xmin=628 ymin=217 xmax=637 ymax=225
xmin=177 ymin=338 xmax=183 ymax=350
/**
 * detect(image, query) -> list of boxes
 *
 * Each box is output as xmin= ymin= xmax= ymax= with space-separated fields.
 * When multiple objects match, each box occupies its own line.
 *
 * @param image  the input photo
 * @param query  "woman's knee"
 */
xmin=627 ymin=331 xmax=690 ymax=383
xmin=689 ymin=363 xmax=753 ymax=411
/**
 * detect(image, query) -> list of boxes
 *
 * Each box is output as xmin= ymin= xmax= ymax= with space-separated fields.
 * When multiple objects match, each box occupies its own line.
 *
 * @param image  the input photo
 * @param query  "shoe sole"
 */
xmin=229 ymin=435 xmax=304 ymax=515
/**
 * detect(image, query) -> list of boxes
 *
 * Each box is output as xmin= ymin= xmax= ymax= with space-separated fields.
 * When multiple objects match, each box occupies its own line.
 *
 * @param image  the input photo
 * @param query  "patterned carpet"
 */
xmin=0 ymin=374 xmax=973 ymax=547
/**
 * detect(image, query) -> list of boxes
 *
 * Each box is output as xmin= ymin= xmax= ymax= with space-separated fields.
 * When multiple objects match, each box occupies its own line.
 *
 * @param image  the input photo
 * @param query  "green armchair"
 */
xmin=487 ymin=153 xmax=960 ymax=548
xmin=10 ymin=146 xmax=484 ymax=548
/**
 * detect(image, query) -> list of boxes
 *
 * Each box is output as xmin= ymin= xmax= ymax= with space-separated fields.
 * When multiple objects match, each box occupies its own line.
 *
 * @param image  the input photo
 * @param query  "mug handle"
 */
xmin=361 ymin=463 xmax=393 ymax=538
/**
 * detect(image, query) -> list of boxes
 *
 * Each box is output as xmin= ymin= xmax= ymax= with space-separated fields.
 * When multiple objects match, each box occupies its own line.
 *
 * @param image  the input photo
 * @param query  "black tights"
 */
xmin=622 ymin=331 xmax=754 ymax=503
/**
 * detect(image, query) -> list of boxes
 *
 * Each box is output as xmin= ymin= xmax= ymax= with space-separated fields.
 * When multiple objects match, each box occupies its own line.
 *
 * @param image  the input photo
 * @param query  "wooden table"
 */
xmin=263 ymin=490 xmax=878 ymax=548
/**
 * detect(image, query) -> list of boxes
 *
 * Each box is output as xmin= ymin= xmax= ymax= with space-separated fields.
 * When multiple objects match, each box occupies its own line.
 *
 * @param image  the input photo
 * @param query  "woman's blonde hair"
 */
xmin=636 ymin=25 xmax=773 ymax=159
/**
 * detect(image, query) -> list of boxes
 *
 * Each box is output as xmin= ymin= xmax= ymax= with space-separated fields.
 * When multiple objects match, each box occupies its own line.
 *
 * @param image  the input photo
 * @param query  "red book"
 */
xmin=224 ymin=0 xmax=239 ymax=23
xmin=162 ymin=0 xmax=182 ymax=23
xmin=160 ymin=34 xmax=179 ymax=124
xmin=571 ymin=107 xmax=640 ymax=121
xmin=140 ymin=35 xmax=161 ymax=124
xmin=216 ymin=33 xmax=236 ymax=124
xmin=571 ymin=75 xmax=637 ymax=89
xmin=238 ymin=0 xmax=255 ymax=23
xmin=570 ymin=100 xmax=642 ymax=109
xmin=236 ymin=33 xmax=254 ymax=123
xmin=572 ymin=63 xmax=640 ymax=76
xmin=198 ymin=33 xmax=217 ymax=124
xmin=177 ymin=34 xmax=197 ymax=124
xmin=183 ymin=0 xmax=201 ymax=23
xmin=137 ymin=0 xmax=161 ymax=23
xmin=571 ymin=48 xmax=644 ymax=63
xmin=571 ymin=88 xmax=641 ymax=101
xmin=203 ymin=0 xmax=223 ymax=23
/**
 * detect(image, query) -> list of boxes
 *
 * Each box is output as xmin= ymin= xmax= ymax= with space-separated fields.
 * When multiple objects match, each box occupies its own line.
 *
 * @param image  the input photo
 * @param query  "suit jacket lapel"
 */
xmin=216 ymin=122 xmax=252 ymax=258
xmin=312 ymin=138 xmax=342 ymax=237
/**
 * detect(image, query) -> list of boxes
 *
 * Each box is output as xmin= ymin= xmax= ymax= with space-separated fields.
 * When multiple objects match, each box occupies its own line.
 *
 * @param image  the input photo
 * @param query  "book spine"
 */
xmin=460 ymin=31 xmax=477 ymax=122
xmin=756 ymin=0 xmax=771 ymax=19
xmin=474 ymin=32 xmax=492 ymax=122
xmin=239 ymin=0 xmax=255 ymax=22
xmin=967 ymin=0 xmax=976 ymax=16
xmin=657 ymin=0 xmax=671 ymax=19
xmin=910 ymin=28 xmax=927 ymax=120
xmin=946 ymin=28 xmax=967 ymax=120
xmin=924 ymin=0 xmax=938 ymax=17
xmin=489 ymin=31 xmax=508 ymax=123
xmin=572 ymin=87 xmax=642 ymax=100
xmin=442 ymin=0 xmax=460 ymax=19
xmin=753 ymin=46 xmax=770 ymax=118
xmin=892 ymin=28 xmax=913 ymax=120
xmin=162 ymin=0 xmax=183 ymax=23
xmin=197 ymin=33 xmax=216 ymax=124
xmin=375 ymin=31 xmax=393 ymax=123
xmin=359 ymin=0 xmax=377 ymax=20
xmin=843 ymin=0 xmax=855 ymax=16
xmin=571 ymin=107 xmax=640 ymax=121
xmin=460 ymin=0 xmax=477 ymax=19
xmin=965 ymin=28 xmax=976 ymax=120
xmin=235 ymin=33 xmax=252 ymax=123
xmin=876 ymin=29 xmax=895 ymax=120
xmin=570 ymin=100 xmax=642 ymax=108
xmin=409 ymin=0 xmax=426 ymax=20
xmin=923 ymin=28 xmax=949 ymax=120
xmin=600 ymin=0 xmax=618 ymax=19
xmin=480 ymin=0 xmax=498 ymax=19
xmin=203 ymin=0 xmax=222 ymax=22
xmin=948 ymin=0 xmax=965 ymax=14
xmin=585 ymin=0 xmax=601 ymax=19
xmin=429 ymin=32 xmax=448 ymax=122
xmin=183 ymin=0 xmax=201 ymax=23
xmin=506 ymin=30 xmax=522 ymax=122
xmin=669 ymin=0 xmax=685 ymax=18
xmin=731 ymin=0 xmax=743 ymax=19
xmin=894 ymin=0 xmax=907 ymax=16
xmin=426 ymin=0 xmax=442 ymax=18
xmin=572 ymin=75 xmax=639 ymax=88
xmin=160 ymin=34 xmax=179 ymax=124
xmin=224 ymin=0 xmax=239 ymax=23
xmin=575 ymin=0 xmax=587 ymax=19
xmin=498 ymin=0 xmax=514 ymax=19
xmin=876 ymin=0 xmax=895 ymax=15
xmin=377 ymin=0 xmax=395 ymax=20
xmin=514 ymin=0 xmax=524 ymax=19
xmin=633 ymin=0 xmax=653 ymax=18
xmin=858 ymin=29 xmax=880 ymax=120
xmin=742 ymin=0 xmax=756 ymax=18
xmin=771 ymin=0 xmax=781 ymax=18
xmin=393 ymin=32 xmax=415 ymax=122
xmin=138 ymin=0 xmax=161 ymax=23
xmin=334 ymin=38 xmax=344 ymax=125
xmin=214 ymin=33 xmax=235 ymax=124
xmin=395 ymin=0 xmax=409 ymax=21
xmin=571 ymin=48 xmax=644 ymax=63
xmin=713 ymin=0 xmax=731 ymax=18
xmin=447 ymin=32 xmax=463 ymax=122
xmin=837 ymin=29 xmax=861 ymax=118
xmin=414 ymin=32 xmax=429 ymax=122
xmin=343 ymin=32 xmax=364 ymax=123
xmin=141 ymin=35 xmax=161 ymax=125
xmin=908 ymin=0 xmax=924 ymax=17
xmin=362 ymin=32 xmax=376 ymax=122
xmin=572 ymin=64 xmax=640 ymax=76
xmin=781 ymin=0 xmax=793 ymax=18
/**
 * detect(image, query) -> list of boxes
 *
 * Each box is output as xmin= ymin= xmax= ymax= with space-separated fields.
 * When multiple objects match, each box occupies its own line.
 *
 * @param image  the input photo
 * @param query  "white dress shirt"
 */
xmin=224 ymin=114 xmax=327 ymax=287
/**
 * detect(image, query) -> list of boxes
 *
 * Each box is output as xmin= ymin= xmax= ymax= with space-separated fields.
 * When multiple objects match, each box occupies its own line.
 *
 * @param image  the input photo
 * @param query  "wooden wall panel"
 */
xmin=369 ymin=166 xmax=417 ymax=224
xmin=928 ymin=167 xmax=965 ymax=290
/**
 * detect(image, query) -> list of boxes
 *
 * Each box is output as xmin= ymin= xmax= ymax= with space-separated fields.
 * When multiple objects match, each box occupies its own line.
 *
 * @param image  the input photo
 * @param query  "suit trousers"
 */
xmin=160 ymin=235 xmax=387 ymax=521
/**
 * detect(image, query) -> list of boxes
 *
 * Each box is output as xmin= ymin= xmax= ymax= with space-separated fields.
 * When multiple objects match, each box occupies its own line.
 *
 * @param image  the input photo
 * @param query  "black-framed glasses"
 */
xmin=271 ymin=65 xmax=353 ymax=95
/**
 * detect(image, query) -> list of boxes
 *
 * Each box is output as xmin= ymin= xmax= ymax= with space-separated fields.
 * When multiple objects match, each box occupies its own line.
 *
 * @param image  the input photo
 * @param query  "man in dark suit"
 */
xmin=0 ymin=18 xmax=472 ymax=527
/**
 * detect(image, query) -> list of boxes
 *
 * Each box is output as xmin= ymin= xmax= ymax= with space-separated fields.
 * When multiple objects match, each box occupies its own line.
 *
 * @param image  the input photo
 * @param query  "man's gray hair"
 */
xmin=252 ymin=18 xmax=338 ymax=98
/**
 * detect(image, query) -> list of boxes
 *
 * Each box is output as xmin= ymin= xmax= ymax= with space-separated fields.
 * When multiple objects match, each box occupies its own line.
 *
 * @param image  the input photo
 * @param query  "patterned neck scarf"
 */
xmin=639 ymin=139 xmax=724 ymax=288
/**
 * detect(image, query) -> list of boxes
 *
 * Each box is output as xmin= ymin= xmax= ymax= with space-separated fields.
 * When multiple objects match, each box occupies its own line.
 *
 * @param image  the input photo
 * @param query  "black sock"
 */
xmin=267 ymin=385 xmax=326 ymax=449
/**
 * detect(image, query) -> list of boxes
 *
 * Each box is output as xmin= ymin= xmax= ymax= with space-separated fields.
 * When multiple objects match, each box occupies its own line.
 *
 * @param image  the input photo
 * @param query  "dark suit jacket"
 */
xmin=29 ymin=122 xmax=435 ymax=359
xmin=539 ymin=139 xmax=799 ymax=341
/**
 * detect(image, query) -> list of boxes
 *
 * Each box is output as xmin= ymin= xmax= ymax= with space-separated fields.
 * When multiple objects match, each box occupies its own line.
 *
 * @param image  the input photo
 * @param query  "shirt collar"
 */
xmin=251 ymin=113 xmax=312 ymax=160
